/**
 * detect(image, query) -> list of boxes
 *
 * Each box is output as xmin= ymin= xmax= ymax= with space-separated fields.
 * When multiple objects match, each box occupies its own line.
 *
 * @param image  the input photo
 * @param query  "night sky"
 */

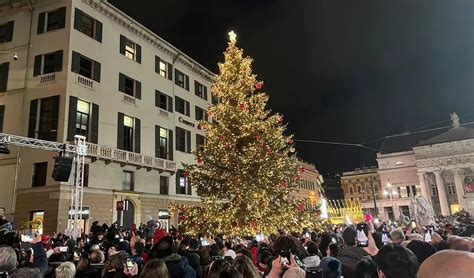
xmin=110 ymin=0 xmax=474 ymax=174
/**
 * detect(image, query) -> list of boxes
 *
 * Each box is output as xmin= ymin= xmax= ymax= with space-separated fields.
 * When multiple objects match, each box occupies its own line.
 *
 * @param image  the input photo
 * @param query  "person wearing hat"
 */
xmin=150 ymin=229 xmax=196 ymax=278
xmin=406 ymin=240 xmax=436 ymax=265
xmin=320 ymin=257 xmax=342 ymax=278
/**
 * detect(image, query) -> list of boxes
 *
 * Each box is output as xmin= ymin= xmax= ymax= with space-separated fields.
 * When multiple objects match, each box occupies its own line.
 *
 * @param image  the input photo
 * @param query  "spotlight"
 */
xmin=0 ymin=142 xmax=10 ymax=154
xmin=13 ymin=52 xmax=18 ymax=61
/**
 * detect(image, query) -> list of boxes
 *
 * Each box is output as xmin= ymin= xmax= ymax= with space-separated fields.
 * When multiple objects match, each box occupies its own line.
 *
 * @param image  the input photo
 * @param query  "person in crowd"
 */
xmin=389 ymin=229 xmax=405 ymax=244
xmin=302 ymin=241 xmax=321 ymax=268
xmin=131 ymin=241 xmax=146 ymax=275
xmin=9 ymin=267 xmax=42 ymax=278
xmin=207 ymin=257 xmax=242 ymax=278
xmin=449 ymin=237 xmax=471 ymax=252
xmin=256 ymin=246 xmax=272 ymax=273
xmin=406 ymin=240 xmax=436 ymax=265
xmin=266 ymin=255 xmax=306 ymax=278
xmin=327 ymin=242 xmax=343 ymax=258
xmin=417 ymin=250 xmax=474 ymax=278
xmin=336 ymin=226 xmax=369 ymax=278
xmin=354 ymin=256 xmax=378 ymax=278
xmin=374 ymin=244 xmax=418 ymax=278
xmin=140 ymin=259 xmax=169 ymax=278
xmin=235 ymin=247 xmax=253 ymax=261
xmin=232 ymin=254 xmax=260 ymax=278
xmin=318 ymin=233 xmax=333 ymax=257
xmin=320 ymin=256 xmax=342 ymax=278
xmin=76 ymin=250 xmax=104 ymax=278
xmin=0 ymin=246 xmax=18 ymax=275
xmin=224 ymin=241 xmax=237 ymax=259
xmin=186 ymin=239 xmax=203 ymax=278
xmin=150 ymin=231 xmax=196 ymax=278
xmin=55 ymin=261 xmax=76 ymax=278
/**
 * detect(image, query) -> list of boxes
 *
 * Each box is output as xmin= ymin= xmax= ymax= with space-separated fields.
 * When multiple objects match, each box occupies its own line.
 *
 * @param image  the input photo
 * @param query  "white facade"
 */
xmin=0 ymin=0 xmax=214 ymax=233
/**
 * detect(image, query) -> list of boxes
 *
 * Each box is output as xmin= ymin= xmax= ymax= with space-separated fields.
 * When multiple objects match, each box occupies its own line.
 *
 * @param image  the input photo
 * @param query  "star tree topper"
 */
xmin=228 ymin=30 xmax=237 ymax=43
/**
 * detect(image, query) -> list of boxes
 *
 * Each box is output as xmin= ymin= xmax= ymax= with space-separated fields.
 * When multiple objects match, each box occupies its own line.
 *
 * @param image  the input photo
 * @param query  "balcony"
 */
xmin=159 ymin=109 xmax=169 ymax=118
xmin=85 ymin=142 xmax=176 ymax=173
xmin=76 ymin=74 xmax=94 ymax=90
xmin=122 ymin=94 xmax=136 ymax=105
xmin=38 ymin=72 xmax=56 ymax=84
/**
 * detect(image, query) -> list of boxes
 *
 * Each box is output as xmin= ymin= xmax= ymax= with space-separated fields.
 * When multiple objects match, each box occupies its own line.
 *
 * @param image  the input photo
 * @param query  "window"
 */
xmin=349 ymin=187 xmax=353 ymax=195
xmin=176 ymin=170 xmax=191 ymax=195
xmin=155 ymin=56 xmax=172 ymax=80
xmin=119 ymin=73 xmax=141 ymax=99
xmin=155 ymin=126 xmax=173 ymax=160
xmin=74 ymin=8 xmax=102 ymax=42
xmin=196 ymin=134 xmax=205 ymax=149
xmin=194 ymin=81 xmax=208 ymax=100
xmin=160 ymin=176 xmax=169 ymax=195
xmin=123 ymin=115 xmax=134 ymax=152
xmin=117 ymin=113 xmax=140 ymax=153
xmin=176 ymin=127 xmax=191 ymax=153
xmin=83 ymin=164 xmax=89 ymax=187
xmin=155 ymin=91 xmax=173 ymax=112
xmin=174 ymin=69 xmax=189 ymax=90
xmin=67 ymin=96 xmax=99 ymax=143
xmin=195 ymin=106 xmax=208 ymax=122
xmin=0 ymin=62 xmax=9 ymax=92
xmin=175 ymin=97 xmax=190 ymax=116
xmin=32 ymin=162 xmax=47 ymax=187
xmin=37 ymin=7 xmax=66 ymax=34
xmin=357 ymin=186 xmax=361 ymax=193
xmin=122 ymin=170 xmax=134 ymax=191
xmin=447 ymin=181 xmax=456 ymax=195
xmin=28 ymin=96 xmax=59 ymax=141
xmin=120 ymin=35 xmax=141 ymax=63
xmin=431 ymin=184 xmax=438 ymax=196
xmin=33 ymin=50 xmax=63 ymax=76
xmin=75 ymin=99 xmax=90 ymax=137
xmin=0 ymin=105 xmax=4 ymax=132
xmin=399 ymin=186 xmax=409 ymax=198
xmin=71 ymin=51 xmax=101 ymax=82
xmin=0 ymin=21 xmax=14 ymax=43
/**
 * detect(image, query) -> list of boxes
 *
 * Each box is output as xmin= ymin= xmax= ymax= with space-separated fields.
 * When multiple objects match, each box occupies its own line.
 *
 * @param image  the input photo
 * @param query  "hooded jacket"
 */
xmin=336 ymin=246 xmax=368 ymax=278
xmin=161 ymin=253 xmax=196 ymax=278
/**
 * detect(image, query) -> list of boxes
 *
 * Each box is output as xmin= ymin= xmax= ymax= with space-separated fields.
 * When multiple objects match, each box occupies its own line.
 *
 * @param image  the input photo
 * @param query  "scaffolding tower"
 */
xmin=0 ymin=133 xmax=86 ymax=239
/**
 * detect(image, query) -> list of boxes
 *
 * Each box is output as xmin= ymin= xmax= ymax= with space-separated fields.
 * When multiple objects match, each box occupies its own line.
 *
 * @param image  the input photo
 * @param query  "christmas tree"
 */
xmin=171 ymin=32 xmax=319 ymax=236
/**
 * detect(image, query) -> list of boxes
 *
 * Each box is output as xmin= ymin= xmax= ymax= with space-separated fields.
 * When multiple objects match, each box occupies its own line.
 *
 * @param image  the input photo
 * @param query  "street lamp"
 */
xmin=383 ymin=182 xmax=398 ymax=220
xmin=0 ymin=50 xmax=19 ymax=60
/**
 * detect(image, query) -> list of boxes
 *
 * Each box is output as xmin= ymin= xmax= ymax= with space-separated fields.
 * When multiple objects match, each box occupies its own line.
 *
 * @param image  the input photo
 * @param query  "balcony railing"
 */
xmin=76 ymin=75 xmax=94 ymax=89
xmin=85 ymin=142 xmax=176 ymax=173
xmin=159 ymin=109 xmax=169 ymax=117
xmin=122 ymin=94 xmax=136 ymax=105
xmin=39 ymin=72 xmax=55 ymax=84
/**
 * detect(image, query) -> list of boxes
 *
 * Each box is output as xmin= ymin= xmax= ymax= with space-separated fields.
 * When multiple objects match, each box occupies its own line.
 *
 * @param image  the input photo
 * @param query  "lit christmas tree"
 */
xmin=171 ymin=32 xmax=319 ymax=236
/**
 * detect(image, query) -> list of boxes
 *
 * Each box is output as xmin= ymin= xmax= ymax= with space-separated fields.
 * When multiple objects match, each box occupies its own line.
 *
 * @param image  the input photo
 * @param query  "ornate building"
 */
xmin=293 ymin=161 xmax=325 ymax=209
xmin=377 ymin=113 xmax=474 ymax=217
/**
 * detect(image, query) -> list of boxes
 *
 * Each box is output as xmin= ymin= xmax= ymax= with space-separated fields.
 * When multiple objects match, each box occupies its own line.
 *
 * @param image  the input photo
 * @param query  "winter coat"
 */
xmin=162 ymin=253 xmax=197 ymax=278
xmin=336 ymin=246 xmax=369 ymax=278
xmin=31 ymin=242 xmax=48 ymax=275
xmin=186 ymin=251 xmax=203 ymax=278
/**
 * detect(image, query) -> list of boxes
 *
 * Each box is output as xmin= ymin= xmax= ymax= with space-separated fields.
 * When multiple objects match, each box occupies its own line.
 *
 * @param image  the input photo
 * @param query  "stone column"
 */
xmin=434 ymin=171 xmax=450 ymax=216
xmin=453 ymin=169 xmax=467 ymax=210
xmin=417 ymin=172 xmax=431 ymax=204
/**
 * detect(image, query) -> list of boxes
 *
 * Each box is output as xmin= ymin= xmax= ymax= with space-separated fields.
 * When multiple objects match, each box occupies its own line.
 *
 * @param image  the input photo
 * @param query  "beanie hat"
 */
xmin=153 ymin=229 xmax=169 ymax=246
xmin=320 ymin=257 xmax=342 ymax=278
xmin=406 ymin=240 xmax=436 ymax=264
xmin=342 ymin=226 xmax=357 ymax=246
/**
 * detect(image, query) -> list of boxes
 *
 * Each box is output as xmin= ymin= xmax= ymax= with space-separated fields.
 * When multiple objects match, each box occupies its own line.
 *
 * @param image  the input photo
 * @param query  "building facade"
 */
xmin=0 ymin=0 xmax=215 ymax=233
xmin=376 ymin=115 xmax=474 ymax=217
xmin=322 ymin=173 xmax=344 ymax=201
xmin=294 ymin=161 xmax=324 ymax=209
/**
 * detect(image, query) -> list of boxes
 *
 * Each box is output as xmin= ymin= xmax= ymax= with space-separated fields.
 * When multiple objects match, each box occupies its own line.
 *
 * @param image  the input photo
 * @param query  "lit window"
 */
xmin=124 ymin=115 xmax=133 ymax=127
xmin=125 ymin=40 xmax=135 ymax=60
xmin=75 ymin=100 xmax=90 ymax=137
xmin=159 ymin=61 xmax=167 ymax=77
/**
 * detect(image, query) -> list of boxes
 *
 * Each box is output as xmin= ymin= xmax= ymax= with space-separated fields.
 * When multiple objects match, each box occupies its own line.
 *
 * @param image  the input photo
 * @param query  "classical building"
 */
xmin=377 ymin=114 xmax=474 ymax=216
xmin=341 ymin=167 xmax=386 ymax=216
xmin=294 ymin=161 xmax=325 ymax=209
xmin=0 ymin=0 xmax=215 ymax=233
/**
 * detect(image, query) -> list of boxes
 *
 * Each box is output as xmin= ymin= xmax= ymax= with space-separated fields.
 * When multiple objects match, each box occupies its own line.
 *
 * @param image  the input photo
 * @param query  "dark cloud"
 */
xmin=110 ymin=0 xmax=474 ymax=174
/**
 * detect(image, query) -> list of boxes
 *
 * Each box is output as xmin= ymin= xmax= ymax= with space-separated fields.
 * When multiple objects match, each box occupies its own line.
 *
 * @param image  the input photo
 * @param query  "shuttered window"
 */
xmin=176 ymin=127 xmax=191 ymax=153
xmin=155 ymin=91 xmax=173 ymax=112
xmin=71 ymin=51 xmax=101 ymax=82
xmin=175 ymin=69 xmax=189 ymax=90
xmin=0 ymin=21 xmax=14 ymax=43
xmin=175 ymin=96 xmax=190 ymax=116
xmin=28 ymin=96 xmax=60 ymax=141
xmin=33 ymin=50 xmax=63 ymax=76
xmin=117 ymin=113 xmax=140 ymax=153
xmin=67 ymin=96 xmax=99 ymax=143
xmin=119 ymin=73 xmax=141 ymax=99
xmin=74 ymin=8 xmax=102 ymax=42
xmin=194 ymin=81 xmax=208 ymax=100
xmin=120 ymin=35 xmax=141 ymax=63
xmin=37 ymin=7 xmax=66 ymax=34
xmin=155 ymin=56 xmax=173 ymax=80
xmin=0 ymin=62 xmax=8 ymax=92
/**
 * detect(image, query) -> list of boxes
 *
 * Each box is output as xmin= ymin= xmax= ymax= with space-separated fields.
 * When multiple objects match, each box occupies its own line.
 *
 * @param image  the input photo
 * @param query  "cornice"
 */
xmin=83 ymin=0 xmax=215 ymax=82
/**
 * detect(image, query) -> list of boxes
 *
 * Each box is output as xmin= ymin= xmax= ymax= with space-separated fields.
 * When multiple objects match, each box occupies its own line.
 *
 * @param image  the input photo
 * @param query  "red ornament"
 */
xmin=251 ymin=220 xmax=257 ymax=228
xmin=280 ymin=181 xmax=286 ymax=188
xmin=288 ymin=138 xmax=294 ymax=144
xmin=298 ymin=203 xmax=305 ymax=211
xmin=194 ymin=224 xmax=200 ymax=229
xmin=255 ymin=81 xmax=263 ymax=90
xmin=197 ymin=157 xmax=203 ymax=164
xmin=183 ymin=171 xmax=189 ymax=177
xmin=298 ymin=167 xmax=305 ymax=174
xmin=220 ymin=135 xmax=225 ymax=141
xmin=239 ymin=103 xmax=245 ymax=110
xmin=256 ymin=135 xmax=262 ymax=141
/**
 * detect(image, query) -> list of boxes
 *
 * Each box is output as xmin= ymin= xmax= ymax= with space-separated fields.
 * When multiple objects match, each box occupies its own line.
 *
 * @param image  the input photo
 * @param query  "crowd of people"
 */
xmin=0 ymin=215 xmax=473 ymax=278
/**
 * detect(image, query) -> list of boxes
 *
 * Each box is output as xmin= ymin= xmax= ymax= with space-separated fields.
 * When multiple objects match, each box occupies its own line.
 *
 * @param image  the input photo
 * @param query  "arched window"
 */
xmin=349 ymin=187 xmax=354 ymax=194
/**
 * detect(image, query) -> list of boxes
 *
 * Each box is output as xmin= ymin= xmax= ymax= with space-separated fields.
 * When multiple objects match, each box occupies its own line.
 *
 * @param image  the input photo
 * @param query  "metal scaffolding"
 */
xmin=0 ymin=133 xmax=86 ymax=239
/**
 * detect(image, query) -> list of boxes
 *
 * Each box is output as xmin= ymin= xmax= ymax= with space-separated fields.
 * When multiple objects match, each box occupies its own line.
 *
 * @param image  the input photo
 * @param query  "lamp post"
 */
xmin=383 ymin=182 xmax=398 ymax=220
